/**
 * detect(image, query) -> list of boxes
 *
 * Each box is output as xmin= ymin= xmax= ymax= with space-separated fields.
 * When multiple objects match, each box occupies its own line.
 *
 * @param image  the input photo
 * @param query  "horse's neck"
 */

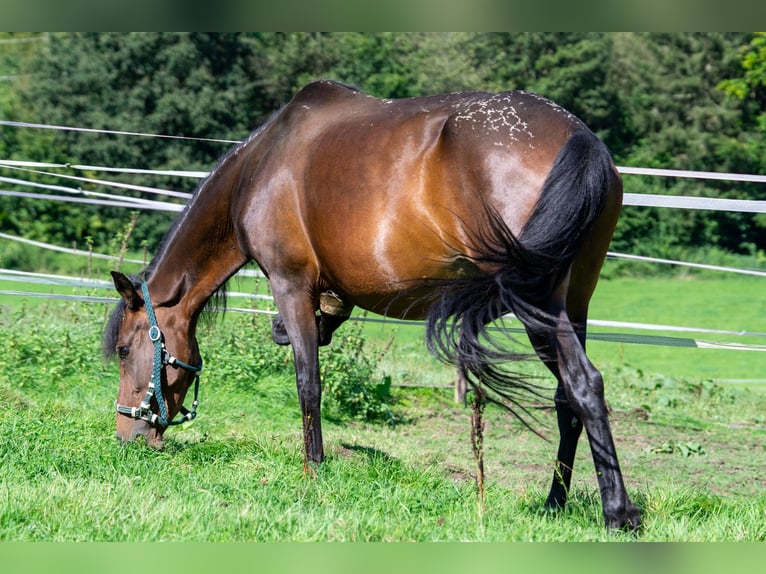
xmin=146 ymin=166 xmax=248 ymax=321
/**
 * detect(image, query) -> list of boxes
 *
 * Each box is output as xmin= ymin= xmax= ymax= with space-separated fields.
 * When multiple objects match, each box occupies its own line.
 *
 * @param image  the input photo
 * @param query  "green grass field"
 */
xmin=362 ymin=273 xmax=766 ymax=390
xmin=587 ymin=273 xmax=766 ymax=384
xmin=0 ymin=270 xmax=765 ymax=541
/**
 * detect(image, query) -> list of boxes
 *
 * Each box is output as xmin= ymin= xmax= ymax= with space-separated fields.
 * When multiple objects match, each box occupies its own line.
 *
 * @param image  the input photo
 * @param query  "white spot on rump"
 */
xmin=451 ymin=93 xmax=536 ymax=146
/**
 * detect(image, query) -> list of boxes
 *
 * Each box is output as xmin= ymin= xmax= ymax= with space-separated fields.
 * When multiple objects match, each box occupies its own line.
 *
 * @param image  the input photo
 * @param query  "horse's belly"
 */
xmin=319 ymin=244 xmax=481 ymax=320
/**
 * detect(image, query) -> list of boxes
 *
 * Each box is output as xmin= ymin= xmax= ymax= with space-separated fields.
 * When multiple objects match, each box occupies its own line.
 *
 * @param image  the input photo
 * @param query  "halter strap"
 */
xmin=114 ymin=282 xmax=203 ymax=427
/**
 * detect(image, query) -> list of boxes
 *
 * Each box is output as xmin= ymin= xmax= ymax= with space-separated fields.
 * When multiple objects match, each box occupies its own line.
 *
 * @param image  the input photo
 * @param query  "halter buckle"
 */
xmin=148 ymin=325 xmax=162 ymax=342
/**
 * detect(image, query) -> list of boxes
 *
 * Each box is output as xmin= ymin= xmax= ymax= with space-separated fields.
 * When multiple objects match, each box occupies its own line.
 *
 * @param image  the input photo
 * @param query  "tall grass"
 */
xmin=1 ymin=299 xmax=765 ymax=541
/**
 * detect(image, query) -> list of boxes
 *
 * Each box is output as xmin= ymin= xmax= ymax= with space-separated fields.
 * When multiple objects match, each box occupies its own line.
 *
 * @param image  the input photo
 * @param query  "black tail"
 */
xmin=425 ymin=129 xmax=615 ymax=425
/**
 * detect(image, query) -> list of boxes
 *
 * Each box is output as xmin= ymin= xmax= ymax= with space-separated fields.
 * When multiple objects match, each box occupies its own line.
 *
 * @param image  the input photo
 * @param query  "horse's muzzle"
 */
xmin=116 ymin=418 xmax=165 ymax=448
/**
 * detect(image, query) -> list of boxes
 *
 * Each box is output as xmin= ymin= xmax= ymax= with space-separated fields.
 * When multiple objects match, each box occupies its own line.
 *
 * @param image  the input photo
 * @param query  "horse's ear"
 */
xmin=110 ymin=271 xmax=143 ymax=311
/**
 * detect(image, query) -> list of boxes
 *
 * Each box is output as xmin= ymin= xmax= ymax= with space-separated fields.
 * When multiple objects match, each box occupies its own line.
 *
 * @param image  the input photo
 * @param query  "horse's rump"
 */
xmin=424 ymin=129 xmax=619 ymax=419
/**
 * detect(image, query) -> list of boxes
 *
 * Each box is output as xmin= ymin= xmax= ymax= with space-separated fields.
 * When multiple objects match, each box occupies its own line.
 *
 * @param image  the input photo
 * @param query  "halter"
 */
xmin=114 ymin=282 xmax=203 ymax=427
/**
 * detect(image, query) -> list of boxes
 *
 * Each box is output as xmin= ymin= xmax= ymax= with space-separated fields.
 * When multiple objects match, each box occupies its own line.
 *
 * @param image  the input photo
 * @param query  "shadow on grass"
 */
xmin=338 ymin=442 xmax=400 ymax=465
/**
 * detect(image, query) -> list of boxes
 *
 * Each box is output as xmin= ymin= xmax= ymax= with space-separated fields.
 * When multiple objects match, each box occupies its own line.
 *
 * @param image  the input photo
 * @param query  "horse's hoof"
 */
xmin=270 ymin=314 xmax=291 ymax=345
xmin=605 ymin=504 xmax=642 ymax=532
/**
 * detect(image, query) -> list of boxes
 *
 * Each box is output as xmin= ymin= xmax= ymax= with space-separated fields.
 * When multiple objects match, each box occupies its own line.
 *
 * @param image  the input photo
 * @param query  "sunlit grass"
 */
xmin=1 ymin=299 xmax=765 ymax=541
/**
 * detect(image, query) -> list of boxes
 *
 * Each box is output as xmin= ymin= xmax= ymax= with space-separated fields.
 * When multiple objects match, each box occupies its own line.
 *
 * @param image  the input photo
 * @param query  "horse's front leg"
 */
xmin=270 ymin=280 xmax=324 ymax=466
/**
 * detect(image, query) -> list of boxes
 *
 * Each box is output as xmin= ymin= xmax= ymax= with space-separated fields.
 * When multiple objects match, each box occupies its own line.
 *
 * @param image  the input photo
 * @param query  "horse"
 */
xmin=104 ymin=79 xmax=640 ymax=530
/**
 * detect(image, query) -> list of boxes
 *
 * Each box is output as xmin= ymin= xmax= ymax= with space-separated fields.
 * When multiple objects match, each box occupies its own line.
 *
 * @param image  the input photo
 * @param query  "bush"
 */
xmin=319 ymin=316 xmax=395 ymax=423
xmin=200 ymin=311 xmax=395 ymax=423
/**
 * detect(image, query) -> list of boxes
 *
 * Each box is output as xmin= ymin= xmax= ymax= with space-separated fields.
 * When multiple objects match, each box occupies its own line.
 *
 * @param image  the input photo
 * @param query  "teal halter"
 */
xmin=114 ymin=282 xmax=203 ymax=427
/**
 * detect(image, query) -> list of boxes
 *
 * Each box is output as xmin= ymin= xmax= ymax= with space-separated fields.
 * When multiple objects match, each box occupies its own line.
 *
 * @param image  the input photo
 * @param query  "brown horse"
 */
xmin=104 ymin=79 xmax=640 ymax=530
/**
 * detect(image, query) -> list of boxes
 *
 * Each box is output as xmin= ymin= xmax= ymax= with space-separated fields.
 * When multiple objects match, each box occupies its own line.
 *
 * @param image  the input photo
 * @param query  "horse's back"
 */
xmin=286 ymin=80 xmax=583 ymax=142
xmin=283 ymin=80 xmax=588 ymax=225
xmin=243 ymin=81 xmax=610 ymax=317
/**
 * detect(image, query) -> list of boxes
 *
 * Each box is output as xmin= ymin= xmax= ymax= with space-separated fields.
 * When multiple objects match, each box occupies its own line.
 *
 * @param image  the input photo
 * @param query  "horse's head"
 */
xmin=105 ymin=271 xmax=202 ymax=448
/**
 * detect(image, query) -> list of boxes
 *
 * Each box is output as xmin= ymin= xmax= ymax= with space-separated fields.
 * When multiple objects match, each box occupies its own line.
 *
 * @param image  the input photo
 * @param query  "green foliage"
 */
xmin=474 ymin=33 xmax=631 ymax=153
xmin=199 ymin=311 xmax=395 ymax=423
xmin=201 ymin=313 xmax=293 ymax=384
xmin=648 ymin=440 xmax=706 ymax=457
xmin=0 ymin=239 xmax=57 ymax=271
xmin=254 ymin=32 xmax=489 ymax=104
xmin=319 ymin=316 xmax=394 ymax=423
xmin=3 ymin=33 xmax=267 ymax=251
xmin=2 ymin=32 xmax=766 ymax=263
xmin=0 ymin=303 xmax=112 ymax=407
xmin=613 ymin=33 xmax=766 ymax=258
xmin=718 ymin=32 xmax=766 ymax=107
xmin=0 ymin=290 xmax=395 ymax=429
xmin=717 ymin=32 xmax=766 ymax=215
xmin=614 ymin=367 xmax=739 ymax=415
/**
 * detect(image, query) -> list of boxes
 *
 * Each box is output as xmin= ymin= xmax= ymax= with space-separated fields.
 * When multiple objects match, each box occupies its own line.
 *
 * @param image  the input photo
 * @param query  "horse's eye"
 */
xmin=118 ymin=346 xmax=130 ymax=359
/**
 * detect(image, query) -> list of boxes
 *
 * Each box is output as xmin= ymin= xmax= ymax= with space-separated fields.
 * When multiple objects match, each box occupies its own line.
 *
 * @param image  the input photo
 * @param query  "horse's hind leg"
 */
xmin=526 ymin=328 xmax=584 ymax=509
xmin=539 ymin=304 xmax=640 ymax=530
xmin=528 ymin=305 xmax=640 ymax=529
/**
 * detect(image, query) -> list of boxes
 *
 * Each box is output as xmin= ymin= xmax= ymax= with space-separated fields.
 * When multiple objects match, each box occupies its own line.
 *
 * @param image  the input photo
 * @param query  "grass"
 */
xmin=363 ymin=275 xmax=766 ymax=393
xmin=0 ymin=290 xmax=765 ymax=542
xmin=586 ymin=272 xmax=766 ymax=384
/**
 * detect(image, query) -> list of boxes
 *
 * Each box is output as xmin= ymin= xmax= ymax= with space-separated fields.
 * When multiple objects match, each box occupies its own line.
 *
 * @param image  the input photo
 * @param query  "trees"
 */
xmin=1 ymin=32 xmax=763 ymax=262
xmin=472 ymin=33 xmax=631 ymax=154
xmin=605 ymin=33 xmax=765 ymax=258
xmin=4 ymin=33 xmax=268 ymax=249
xmin=718 ymin=32 xmax=766 ymax=127
xmin=253 ymin=32 xmax=488 ymax=102
xmin=718 ymin=32 xmax=766 ymax=238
